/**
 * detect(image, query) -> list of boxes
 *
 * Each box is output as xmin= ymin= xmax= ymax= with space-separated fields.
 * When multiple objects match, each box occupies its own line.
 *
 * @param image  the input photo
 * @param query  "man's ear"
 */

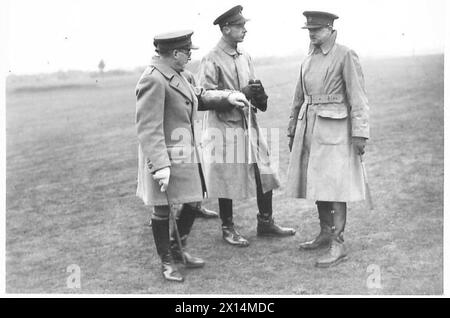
xmin=222 ymin=26 xmax=231 ymax=35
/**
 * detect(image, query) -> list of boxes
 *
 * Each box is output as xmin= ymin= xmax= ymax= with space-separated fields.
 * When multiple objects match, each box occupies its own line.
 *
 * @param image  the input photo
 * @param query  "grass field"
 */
xmin=5 ymin=54 xmax=443 ymax=294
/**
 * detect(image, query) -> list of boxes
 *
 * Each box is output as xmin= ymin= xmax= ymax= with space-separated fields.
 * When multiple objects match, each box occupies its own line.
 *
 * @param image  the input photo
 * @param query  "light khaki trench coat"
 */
xmin=136 ymin=57 xmax=231 ymax=206
xmin=286 ymin=31 xmax=370 ymax=202
xmin=197 ymin=38 xmax=280 ymax=200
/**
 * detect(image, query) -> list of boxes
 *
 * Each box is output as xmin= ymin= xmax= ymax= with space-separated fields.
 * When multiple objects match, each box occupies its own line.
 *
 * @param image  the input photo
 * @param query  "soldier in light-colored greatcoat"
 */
xmin=287 ymin=11 xmax=370 ymax=267
xmin=136 ymin=30 xmax=248 ymax=282
xmin=198 ymin=5 xmax=296 ymax=247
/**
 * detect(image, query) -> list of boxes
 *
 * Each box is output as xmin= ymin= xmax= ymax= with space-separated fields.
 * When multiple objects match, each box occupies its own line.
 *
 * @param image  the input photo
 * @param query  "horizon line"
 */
xmin=5 ymin=51 xmax=444 ymax=78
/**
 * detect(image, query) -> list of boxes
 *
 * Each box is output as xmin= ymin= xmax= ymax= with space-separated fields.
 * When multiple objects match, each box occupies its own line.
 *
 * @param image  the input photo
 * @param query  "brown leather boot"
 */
xmin=299 ymin=201 xmax=332 ymax=250
xmin=298 ymin=224 xmax=332 ymax=250
xmin=152 ymin=218 xmax=184 ymax=282
xmin=256 ymin=214 xmax=296 ymax=237
xmin=315 ymin=203 xmax=348 ymax=268
xmin=315 ymin=234 xmax=348 ymax=268
xmin=222 ymin=224 xmax=250 ymax=247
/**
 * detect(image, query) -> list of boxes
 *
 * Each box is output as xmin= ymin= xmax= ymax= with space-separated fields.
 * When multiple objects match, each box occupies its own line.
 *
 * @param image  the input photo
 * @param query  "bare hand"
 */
xmin=352 ymin=137 xmax=367 ymax=155
xmin=152 ymin=167 xmax=170 ymax=192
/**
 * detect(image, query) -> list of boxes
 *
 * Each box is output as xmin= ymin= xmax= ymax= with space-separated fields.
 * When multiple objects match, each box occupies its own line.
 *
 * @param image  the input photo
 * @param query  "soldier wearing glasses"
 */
xmin=136 ymin=30 xmax=249 ymax=282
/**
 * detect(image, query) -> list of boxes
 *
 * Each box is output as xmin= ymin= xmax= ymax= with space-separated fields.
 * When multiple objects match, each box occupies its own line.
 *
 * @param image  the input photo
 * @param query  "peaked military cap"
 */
xmin=302 ymin=11 xmax=339 ymax=29
xmin=153 ymin=30 xmax=199 ymax=52
xmin=213 ymin=5 xmax=249 ymax=27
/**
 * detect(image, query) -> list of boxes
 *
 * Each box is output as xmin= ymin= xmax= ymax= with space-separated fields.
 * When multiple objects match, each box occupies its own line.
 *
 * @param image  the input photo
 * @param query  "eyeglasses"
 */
xmin=177 ymin=48 xmax=192 ymax=57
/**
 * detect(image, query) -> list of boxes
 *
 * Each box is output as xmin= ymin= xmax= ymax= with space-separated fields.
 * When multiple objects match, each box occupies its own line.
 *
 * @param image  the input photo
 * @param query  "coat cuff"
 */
xmin=351 ymin=129 xmax=370 ymax=139
xmin=147 ymin=159 xmax=171 ymax=174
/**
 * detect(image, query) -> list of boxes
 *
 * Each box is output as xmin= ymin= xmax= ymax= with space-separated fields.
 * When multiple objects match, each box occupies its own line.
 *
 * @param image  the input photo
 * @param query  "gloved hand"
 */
xmin=241 ymin=84 xmax=254 ymax=101
xmin=249 ymin=79 xmax=268 ymax=111
xmin=227 ymin=91 xmax=250 ymax=109
xmin=249 ymin=79 xmax=265 ymax=95
xmin=241 ymin=79 xmax=265 ymax=99
xmin=253 ymin=93 xmax=268 ymax=111
xmin=152 ymin=167 xmax=170 ymax=192
xmin=352 ymin=136 xmax=367 ymax=155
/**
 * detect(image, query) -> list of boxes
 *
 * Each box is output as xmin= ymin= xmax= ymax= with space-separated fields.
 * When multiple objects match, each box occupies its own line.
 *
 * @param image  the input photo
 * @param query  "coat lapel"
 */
xmin=170 ymin=75 xmax=194 ymax=102
xmin=150 ymin=56 xmax=193 ymax=102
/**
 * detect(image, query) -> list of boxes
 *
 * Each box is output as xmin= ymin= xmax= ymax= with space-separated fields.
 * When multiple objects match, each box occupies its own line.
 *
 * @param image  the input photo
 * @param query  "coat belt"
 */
xmin=304 ymin=94 xmax=345 ymax=104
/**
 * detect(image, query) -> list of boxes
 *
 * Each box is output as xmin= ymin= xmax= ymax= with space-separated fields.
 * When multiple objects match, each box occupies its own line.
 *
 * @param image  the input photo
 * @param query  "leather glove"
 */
xmin=249 ymin=79 xmax=265 ymax=94
xmin=227 ymin=91 xmax=250 ymax=110
xmin=200 ymin=91 xmax=249 ymax=112
xmin=241 ymin=79 xmax=265 ymax=100
xmin=241 ymin=84 xmax=254 ymax=101
xmin=249 ymin=79 xmax=268 ymax=111
xmin=253 ymin=93 xmax=268 ymax=111
xmin=152 ymin=167 xmax=170 ymax=192
xmin=352 ymin=136 xmax=367 ymax=155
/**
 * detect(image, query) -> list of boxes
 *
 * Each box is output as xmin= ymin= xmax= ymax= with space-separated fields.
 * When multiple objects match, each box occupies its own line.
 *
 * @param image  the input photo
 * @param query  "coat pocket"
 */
xmin=314 ymin=109 xmax=350 ymax=145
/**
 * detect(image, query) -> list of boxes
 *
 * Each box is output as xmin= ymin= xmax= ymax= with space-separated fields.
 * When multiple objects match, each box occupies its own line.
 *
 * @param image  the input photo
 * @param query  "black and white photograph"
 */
xmin=1 ymin=0 xmax=447 ymax=297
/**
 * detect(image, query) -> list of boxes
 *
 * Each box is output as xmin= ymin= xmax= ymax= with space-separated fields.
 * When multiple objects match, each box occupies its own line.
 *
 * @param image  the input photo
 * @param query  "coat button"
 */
xmin=185 ymin=100 xmax=190 ymax=105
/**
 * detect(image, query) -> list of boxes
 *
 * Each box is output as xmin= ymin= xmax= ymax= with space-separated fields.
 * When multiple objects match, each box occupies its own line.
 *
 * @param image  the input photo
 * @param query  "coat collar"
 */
xmin=150 ymin=56 xmax=177 ymax=79
xmin=150 ymin=56 xmax=193 ymax=102
xmin=308 ymin=30 xmax=337 ymax=55
xmin=217 ymin=37 xmax=242 ymax=56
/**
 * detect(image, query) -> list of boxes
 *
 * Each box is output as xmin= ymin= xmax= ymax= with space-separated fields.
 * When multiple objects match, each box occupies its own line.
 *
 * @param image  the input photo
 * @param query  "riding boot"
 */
xmin=299 ymin=201 xmax=333 ymax=250
xmin=219 ymin=198 xmax=249 ymax=247
xmin=170 ymin=204 xmax=205 ymax=268
xmin=151 ymin=218 xmax=184 ymax=282
xmin=256 ymin=213 xmax=296 ymax=237
xmin=315 ymin=203 xmax=348 ymax=268
xmin=194 ymin=205 xmax=219 ymax=219
xmin=255 ymin=171 xmax=296 ymax=237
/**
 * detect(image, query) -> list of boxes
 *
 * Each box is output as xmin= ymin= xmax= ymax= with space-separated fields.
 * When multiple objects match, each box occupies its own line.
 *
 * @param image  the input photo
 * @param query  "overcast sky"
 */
xmin=4 ymin=0 xmax=446 ymax=74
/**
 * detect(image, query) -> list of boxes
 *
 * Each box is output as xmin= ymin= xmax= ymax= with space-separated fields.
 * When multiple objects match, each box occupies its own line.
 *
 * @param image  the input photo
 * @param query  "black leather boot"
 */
xmin=315 ymin=203 xmax=348 ymax=268
xmin=222 ymin=223 xmax=250 ymax=247
xmin=299 ymin=201 xmax=333 ymax=250
xmin=254 ymin=181 xmax=295 ymax=237
xmin=170 ymin=204 xmax=205 ymax=268
xmin=151 ymin=218 xmax=184 ymax=282
xmin=171 ymin=239 xmax=205 ymax=268
xmin=194 ymin=205 xmax=219 ymax=219
xmin=219 ymin=198 xmax=250 ymax=247
xmin=256 ymin=214 xmax=296 ymax=237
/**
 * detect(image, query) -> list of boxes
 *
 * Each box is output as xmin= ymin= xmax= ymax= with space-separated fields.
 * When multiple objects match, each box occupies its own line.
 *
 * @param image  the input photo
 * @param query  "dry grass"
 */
xmin=5 ymin=54 xmax=443 ymax=294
